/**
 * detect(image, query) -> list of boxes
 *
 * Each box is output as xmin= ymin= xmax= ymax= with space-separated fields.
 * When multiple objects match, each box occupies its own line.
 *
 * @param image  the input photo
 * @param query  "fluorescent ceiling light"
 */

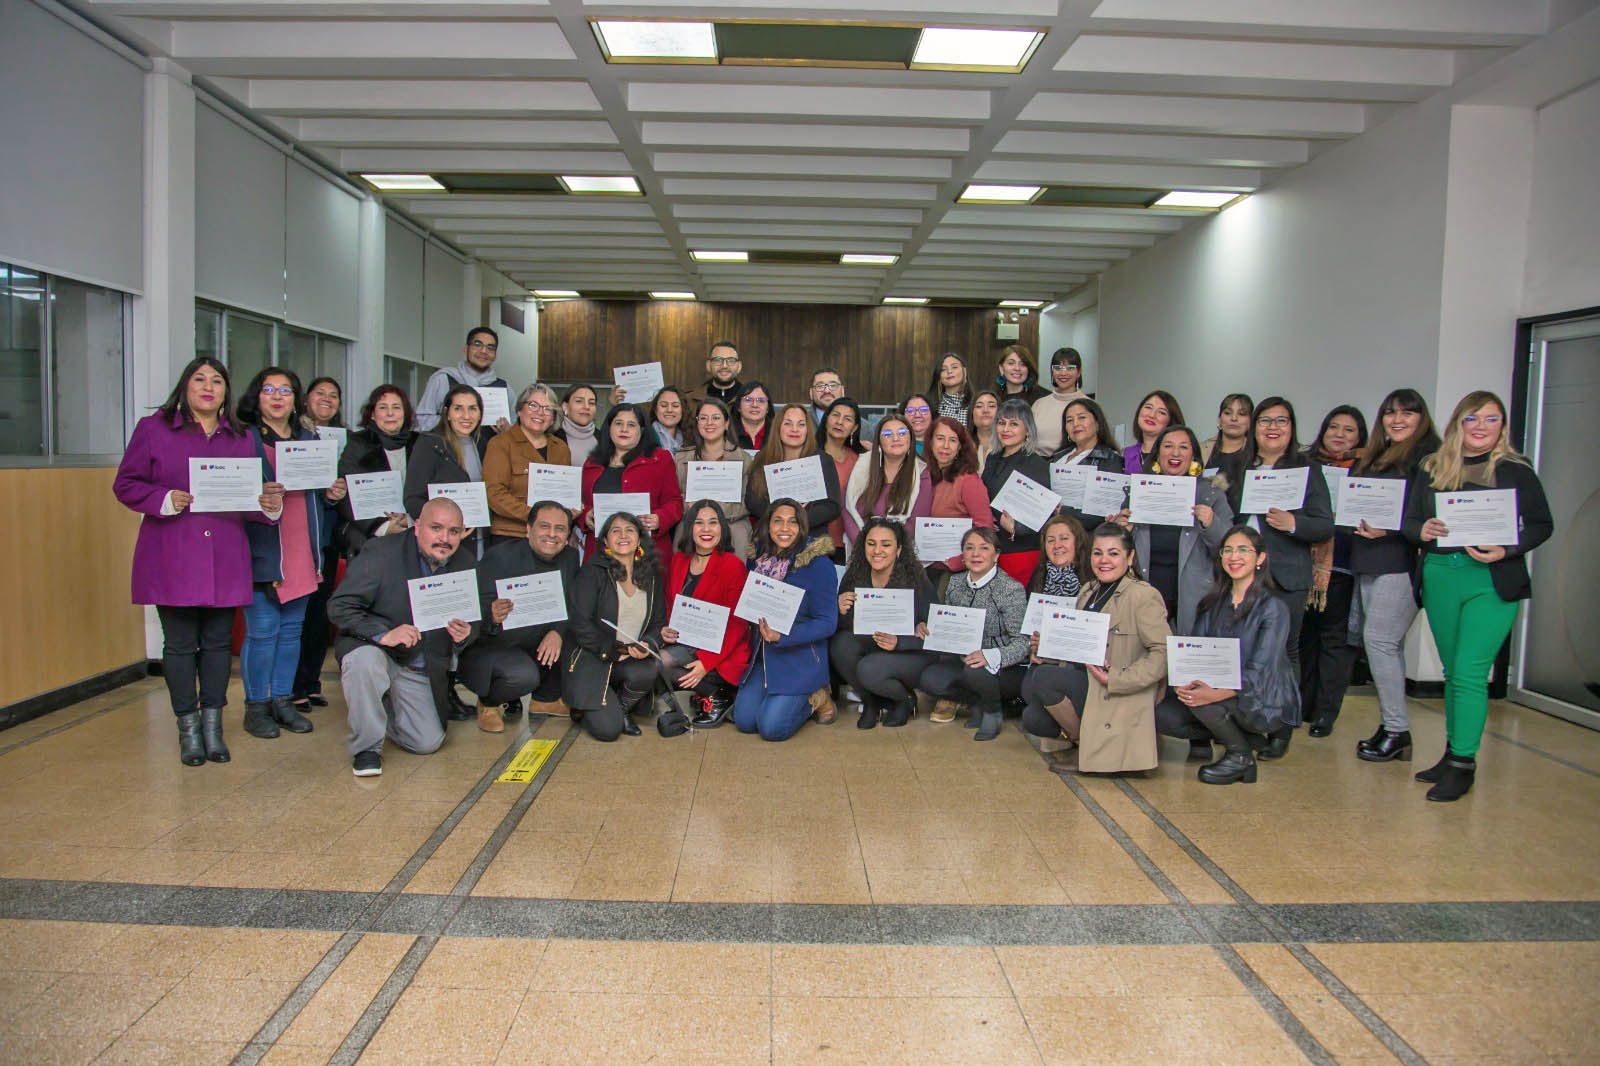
xmin=593 ymin=20 xmax=717 ymax=60
xmin=840 ymin=254 xmax=898 ymax=265
xmin=533 ymin=289 xmax=580 ymax=298
xmin=1153 ymin=190 xmax=1241 ymax=209
xmin=958 ymin=183 xmax=1041 ymax=204
xmin=359 ymin=173 xmax=444 ymax=192
xmin=998 ymin=299 xmax=1046 ymax=308
xmin=649 ymin=291 xmax=696 ymax=300
xmin=883 ymin=296 xmax=929 ymax=305
xmin=559 ymin=175 xmax=642 ymax=194
xmin=913 ymin=27 xmax=1042 ymax=70
xmin=691 ymin=250 xmax=749 ymax=262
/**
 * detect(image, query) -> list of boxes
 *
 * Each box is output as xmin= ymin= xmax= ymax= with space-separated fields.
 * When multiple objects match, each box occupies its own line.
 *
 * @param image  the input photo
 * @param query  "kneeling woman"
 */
xmin=832 ymin=518 xmax=936 ymax=729
xmin=919 ymin=527 xmax=1030 ymax=741
xmin=1020 ymin=524 xmax=1170 ymax=774
xmin=1156 ymin=526 xmax=1299 ymax=784
xmin=733 ymin=501 xmax=839 ymax=741
xmin=565 ymin=513 xmax=666 ymax=741
xmin=658 ymin=501 xmax=751 ymax=728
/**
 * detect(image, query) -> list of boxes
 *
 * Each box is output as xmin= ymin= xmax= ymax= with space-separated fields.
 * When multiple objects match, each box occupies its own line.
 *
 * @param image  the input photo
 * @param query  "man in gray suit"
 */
xmin=329 ymin=498 xmax=479 ymax=776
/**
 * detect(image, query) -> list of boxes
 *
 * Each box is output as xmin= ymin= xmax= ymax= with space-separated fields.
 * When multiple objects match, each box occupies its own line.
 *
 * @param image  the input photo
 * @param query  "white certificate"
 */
xmin=1050 ymin=461 xmax=1093 ymax=509
xmin=428 ymin=482 xmax=490 ymax=528
xmin=914 ymin=517 xmax=972 ymax=561
xmin=1082 ymin=472 xmax=1130 ymax=518
xmin=669 ymin=595 xmax=731 ymax=652
xmin=478 ymin=387 xmax=512 ymax=428
xmin=347 ymin=471 xmax=404 ymax=520
xmin=407 ymin=569 xmax=482 ymax=633
xmin=316 ymin=425 xmax=348 ymax=458
xmin=526 ymin=463 xmax=582 ymax=509
xmin=763 ymin=455 xmax=829 ymax=504
xmin=1129 ymin=474 xmax=1197 ymax=527
xmin=1037 ymin=608 xmax=1111 ymax=666
xmin=1166 ymin=636 xmax=1242 ymax=689
xmin=852 ymin=588 xmax=916 ymax=636
xmin=494 ymin=571 xmax=567 ymax=630
xmin=1321 ymin=465 xmax=1349 ymax=513
xmin=1437 ymin=489 xmax=1519 ymax=547
xmin=733 ymin=571 xmax=806 ymax=635
xmin=274 ymin=439 xmax=339 ymax=491
xmin=188 ymin=457 xmax=262 ymax=513
xmin=1021 ymin=593 xmax=1074 ymax=636
xmin=922 ymin=603 xmax=987 ymax=655
xmin=685 ymin=461 xmax=745 ymax=504
xmin=989 ymin=472 xmax=1060 ymax=531
xmin=1335 ymin=476 xmax=1407 ymax=530
xmin=613 ymin=361 xmax=665 ymax=404
xmin=592 ymin=491 xmax=652 ymax=534
xmin=1239 ymin=468 xmax=1309 ymax=514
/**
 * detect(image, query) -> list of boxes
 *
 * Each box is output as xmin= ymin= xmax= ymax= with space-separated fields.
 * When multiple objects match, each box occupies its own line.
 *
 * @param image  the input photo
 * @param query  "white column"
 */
xmin=132 ymin=58 xmax=196 ymax=418
xmin=350 ymin=195 xmax=386 ymax=401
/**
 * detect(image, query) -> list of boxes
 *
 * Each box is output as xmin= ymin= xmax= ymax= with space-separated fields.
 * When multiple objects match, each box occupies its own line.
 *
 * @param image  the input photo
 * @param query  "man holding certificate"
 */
xmin=328 ymin=498 xmax=480 ymax=777
xmin=831 ymin=519 xmax=936 ymax=729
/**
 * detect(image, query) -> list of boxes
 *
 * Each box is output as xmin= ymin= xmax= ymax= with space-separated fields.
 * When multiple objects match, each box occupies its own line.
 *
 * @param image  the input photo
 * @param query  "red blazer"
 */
xmin=580 ymin=448 xmax=685 ymax=562
xmin=666 ymin=550 xmax=751 ymax=684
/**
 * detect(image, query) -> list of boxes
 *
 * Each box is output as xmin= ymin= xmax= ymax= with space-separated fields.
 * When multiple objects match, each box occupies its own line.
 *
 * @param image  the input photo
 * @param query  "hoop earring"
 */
xmin=635 ymin=547 xmax=645 ymax=560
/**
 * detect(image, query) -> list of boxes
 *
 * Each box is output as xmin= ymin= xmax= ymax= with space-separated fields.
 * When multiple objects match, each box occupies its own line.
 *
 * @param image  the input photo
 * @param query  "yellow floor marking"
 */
xmin=495 ymin=738 xmax=558 ymax=783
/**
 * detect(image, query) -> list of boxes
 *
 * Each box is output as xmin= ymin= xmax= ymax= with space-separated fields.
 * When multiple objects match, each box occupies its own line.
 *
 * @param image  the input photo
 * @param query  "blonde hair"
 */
xmin=1422 ymin=390 xmax=1528 ymax=491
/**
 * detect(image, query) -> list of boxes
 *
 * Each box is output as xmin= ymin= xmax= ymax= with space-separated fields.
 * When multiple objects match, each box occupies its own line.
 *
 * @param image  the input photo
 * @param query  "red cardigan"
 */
xmin=930 ymin=472 xmax=994 ymax=571
xmin=580 ymin=449 xmax=685 ymax=562
xmin=666 ymin=550 xmax=752 ymax=684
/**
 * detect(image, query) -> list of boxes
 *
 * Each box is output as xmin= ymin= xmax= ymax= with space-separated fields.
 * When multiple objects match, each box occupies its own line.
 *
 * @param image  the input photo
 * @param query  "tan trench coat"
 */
xmin=1074 ymin=577 xmax=1172 ymax=773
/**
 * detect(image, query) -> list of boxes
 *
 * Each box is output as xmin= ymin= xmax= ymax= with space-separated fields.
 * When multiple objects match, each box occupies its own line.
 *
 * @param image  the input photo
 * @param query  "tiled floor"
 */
xmin=1 ymin=672 xmax=1598 ymax=1065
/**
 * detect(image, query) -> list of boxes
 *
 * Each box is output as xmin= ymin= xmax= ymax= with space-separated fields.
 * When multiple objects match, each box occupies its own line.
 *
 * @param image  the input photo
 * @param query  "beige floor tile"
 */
xmin=92 ymin=1036 xmax=245 ymax=1065
xmin=359 ymin=985 xmax=525 ymax=1065
xmin=277 ymin=935 xmax=416 ymax=1046
xmin=0 ymin=920 xmax=126 ymax=972
xmin=879 ymin=945 xmax=1010 ymax=997
xmin=1361 ymin=993 xmax=1551 ymax=1062
xmin=644 ymin=942 xmax=772 ymax=997
xmin=257 ymin=1044 xmax=337 ymax=1066
xmin=772 ymin=995 xmax=908 ymax=1066
xmin=124 ymin=976 xmax=299 ymax=1043
xmin=189 ymin=929 xmax=340 ymax=982
xmin=495 ymin=991 xmax=770 ymax=1066
xmin=773 ymin=945 xmax=891 ymax=998
xmin=895 ymin=996 xmax=1044 ymax=1066
xmin=1108 ymin=945 xmax=1244 ymax=997
xmin=0 ymin=1033 xmax=120 ymax=1066
xmin=412 ymin=937 xmax=548 ymax=990
xmin=1 ymin=972 xmax=176 ymax=1040
xmin=865 ymin=866 xmax=972 ymax=904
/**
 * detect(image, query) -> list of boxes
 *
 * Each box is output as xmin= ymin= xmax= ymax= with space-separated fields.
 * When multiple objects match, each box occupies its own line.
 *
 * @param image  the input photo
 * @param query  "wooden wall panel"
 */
xmin=0 ymin=467 xmax=145 ymax=706
xmin=538 ymin=301 xmax=1042 ymax=405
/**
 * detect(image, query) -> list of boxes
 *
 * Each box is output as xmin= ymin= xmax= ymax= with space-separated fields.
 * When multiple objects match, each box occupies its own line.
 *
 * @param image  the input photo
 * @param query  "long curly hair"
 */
xmin=596 ymin=510 xmax=661 ymax=586
xmin=840 ymin=516 xmax=924 ymax=591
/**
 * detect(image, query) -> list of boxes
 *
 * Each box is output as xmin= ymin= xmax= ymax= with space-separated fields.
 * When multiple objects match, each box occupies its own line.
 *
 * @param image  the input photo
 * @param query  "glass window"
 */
xmin=195 ymin=305 xmax=221 ymax=363
xmin=226 ymin=313 xmax=273 ymax=390
xmin=317 ymin=336 xmax=347 ymax=384
xmin=277 ymin=326 xmax=318 ymax=388
xmin=0 ymin=266 xmax=46 ymax=457
xmin=50 ymin=277 xmax=126 ymax=455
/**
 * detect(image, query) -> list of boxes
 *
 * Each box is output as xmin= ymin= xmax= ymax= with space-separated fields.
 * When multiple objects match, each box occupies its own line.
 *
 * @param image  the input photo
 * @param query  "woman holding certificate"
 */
xmin=337 ymin=385 xmax=418 ymax=556
xmin=1349 ymin=389 xmax=1440 ymax=763
xmin=1017 ymin=513 xmax=1092 ymax=757
xmin=1050 ymin=398 xmax=1131 ymax=532
xmin=1123 ymin=390 xmax=1186 ymax=474
xmin=579 ymin=403 xmax=685 ymax=564
xmin=919 ymin=527 xmax=1030 ymax=741
xmin=1202 ymin=394 xmax=1253 ymax=490
xmin=1299 ymin=405 xmax=1367 ymax=737
xmin=733 ymin=502 xmax=839 ymax=741
xmin=980 ymin=400 xmax=1052 ymax=556
xmin=1031 ymin=347 xmax=1089 ymax=454
xmin=820 ymin=398 xmax=866 ymax=553
xmin=832 ymin=518 xmax=936 ymax=729
xmin=566 ymin=512 xmax=669 ymax=741
xmin=970 ymin=390 xmax=1001 ymax=469
xmin=674 ymin=398 xmax=756 ymax=557
xmin=659 ymin=502 xmax=750 ymax=728
xmin=291 ymin=375 xmax=347 ymax=715
xmin=1402 ymin=391 xmax=1553 ymax=801
xmin=842 ymin=413 xmax=933 ymax=549
xmin=924 ymin=417 xmax=994 ymax=573
xmin=1156 ymin=526 xmax=1298 ymax=783
xmin=744 ymin=404 xmax=843 ymax=536
xmin=483 ymin=384 xmax=572 ymax=547
xmin=404 ymin=383 xmax=492 ymax=563
xmin=116 ymin=357 xmax=285 ymax=766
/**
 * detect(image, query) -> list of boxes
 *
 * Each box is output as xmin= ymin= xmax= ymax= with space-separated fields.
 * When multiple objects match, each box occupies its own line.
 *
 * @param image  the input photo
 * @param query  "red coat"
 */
xmin=580 ymin=448 xmax=685 ymax=562
xmin=665 ymin=550 xmax=752 ymax=684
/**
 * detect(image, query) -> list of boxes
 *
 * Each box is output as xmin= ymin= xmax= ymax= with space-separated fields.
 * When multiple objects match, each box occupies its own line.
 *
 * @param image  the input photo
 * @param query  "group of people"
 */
xmin=115 ymin=328 xmax=1552 ymax=804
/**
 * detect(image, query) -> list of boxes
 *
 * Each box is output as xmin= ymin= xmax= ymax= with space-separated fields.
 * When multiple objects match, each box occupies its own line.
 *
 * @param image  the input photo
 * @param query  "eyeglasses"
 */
xmin=259 ymin=385 xmax=295 ymax=398
xmin=813 ymin=381 xmax=842 ymax=392
xmin=880 ymin=428 xmax=910 ymax=440
xmin=1220 ymin=545 xmax=1258 ymax=556
xmin=740 ymin=395 xmax=767 ymax=406
xmin=1257 ymin=416 xmax=1291 ymax=428
xmin=467 ymin=340 xmax=497 ymax=351
xmin=1461 ymin=414 xmax=1503 ymax=427
xmin=709 ymin=355 xmax=740 ymax=366
xmin=903 ymin=405 xmax=931 ymax=416
xmin=522 ymin=403 xmax=555 ymax=415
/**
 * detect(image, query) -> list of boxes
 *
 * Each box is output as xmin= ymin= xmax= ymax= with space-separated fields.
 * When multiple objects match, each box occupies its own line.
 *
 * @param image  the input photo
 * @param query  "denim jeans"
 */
xmin=731 ymin=682 xmax=812 ymax=741
xmin=241 ymin=586 xmax=310 ymax=702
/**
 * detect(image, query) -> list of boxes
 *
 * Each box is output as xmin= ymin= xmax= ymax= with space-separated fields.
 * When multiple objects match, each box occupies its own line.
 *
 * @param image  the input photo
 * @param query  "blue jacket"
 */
xmin=743 ymin=534 xmax=839 ymax=694
xmin=244 ymin=423 xmax=327 ymax=586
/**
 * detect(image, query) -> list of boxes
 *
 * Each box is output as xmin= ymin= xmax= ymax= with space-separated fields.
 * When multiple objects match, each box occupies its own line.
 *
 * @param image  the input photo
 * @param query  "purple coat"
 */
xmin=114 ymin=411 xmax=261 ymax=608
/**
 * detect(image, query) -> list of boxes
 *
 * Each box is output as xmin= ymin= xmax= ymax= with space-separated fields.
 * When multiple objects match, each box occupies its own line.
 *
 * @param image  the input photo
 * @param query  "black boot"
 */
xmin=964 ymin=706 xmax=983 ymax=729
xmin=618 ymin=687 xmax=650 ymax=736
xmin=270 ymin=697 xmax=314 ymax=734
xmin=973 ymin=708 xmax=1003 ymax=741
xmin=1258 ymin=724 xmax=1292 ymax=760
xmin=176 ymin=712 xmax=206 ymax=766
xmin=1187 ymin=739 xmax=1213 ymax=762
xmin=1414 ymin=752 xmax=1450 ymax=783
xmin=857 ymin=694 xmax=881 ymax=729
xmin=1357 ymin=727 xmax=1413 ymax=762
xmin=1426 ymin=755 xmax=1476 ymax=802
xmin=881 ymin=699 xmax=914 ymax=728
xmin=446 ymin=676 xmax=474 ymax=721
xmin=1308 ymin=715 xmax=1336 ymax=738
xmin=1197 ymin=713 xmax=1257 ymax=785
xmin=243 ymin=700 xmax=279 ymax=739
xmin=200 ymin=707 xmax=230 ymax=763
xmin=502 ymin=697 xmax=524 ymax=721
xmin=692 ymin=690 xmax=732 ymax=728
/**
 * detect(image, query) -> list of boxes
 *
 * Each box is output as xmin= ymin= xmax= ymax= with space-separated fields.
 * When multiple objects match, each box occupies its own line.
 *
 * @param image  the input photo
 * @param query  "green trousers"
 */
xmin=1420 ymin=553 xmax=1522 ymax=758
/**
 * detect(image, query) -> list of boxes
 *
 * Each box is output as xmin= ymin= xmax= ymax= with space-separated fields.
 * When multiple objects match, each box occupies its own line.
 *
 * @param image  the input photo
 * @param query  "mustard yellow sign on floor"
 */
xmin=496 ymin=738 xmax=558 ymax=783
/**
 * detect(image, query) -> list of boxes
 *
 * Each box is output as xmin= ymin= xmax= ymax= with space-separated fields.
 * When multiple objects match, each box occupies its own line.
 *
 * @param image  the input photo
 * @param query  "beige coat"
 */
xmin=674 ymin=441 xmax=756 ymax=557
xmin=1074 ymin=577 xmax=1171 ymax=773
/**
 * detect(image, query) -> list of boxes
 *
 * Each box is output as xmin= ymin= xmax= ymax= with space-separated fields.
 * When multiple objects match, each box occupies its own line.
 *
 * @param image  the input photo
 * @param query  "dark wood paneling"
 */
xmin=537 ymin=301 xmax=1042 ymax=405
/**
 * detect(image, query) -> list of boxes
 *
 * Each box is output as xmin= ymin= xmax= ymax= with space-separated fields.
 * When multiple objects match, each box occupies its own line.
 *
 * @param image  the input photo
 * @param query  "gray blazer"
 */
xmin=939 ymin=567 xmax=1031 ymax=668
xmin=1132 ymin=476 xmax=1233 ymax=633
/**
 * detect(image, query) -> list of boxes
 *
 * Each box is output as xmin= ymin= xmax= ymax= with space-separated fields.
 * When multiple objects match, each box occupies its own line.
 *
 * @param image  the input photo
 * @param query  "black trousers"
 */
xmin=1285 ymin=595 xmax=1307 ymax=682
xmin=1156 ymin=694 xmax=1257 ymax=749
xmin=1019 ymin=664 xmax=1089 ymax=739
xmin=829 ymin=632 xmax=934 ymax=704
xmin=292 ymin=544 xmax=340 ymax=698
xmin=581 ymin=656 xmax=661 ymax=741
xmin=919 ymin=657 xmax=1025 ymax=712
xmin=659 ymin=643 xmax=735 ymax=700
xmin=156 ymin=604 xmax=235 ymax=717
xmin=1299 ymin=571 xmax=1359 ymax=724
xmin=458 ymin=645 xmax=563 ymax=706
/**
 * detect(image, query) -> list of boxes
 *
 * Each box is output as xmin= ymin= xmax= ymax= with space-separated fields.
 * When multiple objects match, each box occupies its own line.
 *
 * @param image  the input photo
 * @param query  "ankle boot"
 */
xmin=1258 ymin=724 xmax=1292 ymax=760
xmin=1426 ymin=755 xmax=1476 ymax=802
xmin=1044 ymin=697 xmax=1082 ymax=743
xmin=176 ymin=712 xmax=206 ymax=766
xmin=881 ymin=699 xmax=914 ymax=728
xmin=1357 ymin=727 xmax=1413 ymax=762
xmin=618 ymin=687 xmax=650 ymax=735
xmin=270 ymin=697 xmax=314 ymax=734
xmin=974 ymin=708 xmax=1003 ymax=741
xmin=1414 ymin=752 xmax=1450 ymax=783
xmin=446 ymin=675 xmax=474 ymax=720
xmin=199 ymin=707 xmax=230 ymax=763
xmin=243 ymin=700 xmax=279 ymax=739
xmin=1197 ymin=711 xmax=1257 ymax=785
xmin=964 ymin=706 xmax=983 ymax=729
xmin=857 ymin=694 xmax=881 ymax=729
xmin=1308 ymin=714 xmax=1336 ymax=738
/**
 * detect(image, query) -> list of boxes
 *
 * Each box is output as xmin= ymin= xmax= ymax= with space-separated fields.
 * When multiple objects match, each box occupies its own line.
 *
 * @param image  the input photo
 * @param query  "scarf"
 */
xmin=453 ymin=359 xmax=501 ymax=388
xmin=1042 ymin=562 xmax=1080 ymax=599
xmin=753 ymin=553 xmax=792 ymax=582
xmin=373 ymin=426 xmax=410 ymax=452
xmin=1307 ymin=455 xmax=1356 ymax=609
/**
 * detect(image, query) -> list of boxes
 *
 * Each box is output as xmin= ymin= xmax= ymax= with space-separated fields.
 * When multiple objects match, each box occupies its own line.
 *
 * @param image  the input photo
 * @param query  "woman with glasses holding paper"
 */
xmin=674 ymin=398 xmax=756 ymax=558
xmin=579 ymin=403 xmax=684 ymax=564
xmin=733 ymin=501 xmax=839 ymax=741
xmin=1050 ymin=398 xmax=1130 ymax=533
xmin=483 ymin=384 xmax=573 ymax=549
xmin=657 ymin=501 xmax=751 ymax=729
xmin=1402 ymin=391 xmax=1553 ymax=801
xmin=918 ymin=527 xmax=1031 ymax=741
xmin=923 ymin=417 xmax=994 ymax=575
xmin=981 ymin=399 xmax=1053 ymax=557
xmin=744 ymin=404 xmax=843 ymax=535
xmin=1348 ymin=389 xmax=1440 ymax=763
xmin=566 ymin=512 xmax=668 ymax=741
xmin=832 ymin=518 xmax=936 ymax=729
xmin=337 ymin=385 xmax=418 ymax=556
xmin=1299 ymin=405 xmax=1368 ymax=737
xmin=1156 ymin=526 xmax=1298 ymax=782
xmin=843 ymin=413 xmax=934 ymax=550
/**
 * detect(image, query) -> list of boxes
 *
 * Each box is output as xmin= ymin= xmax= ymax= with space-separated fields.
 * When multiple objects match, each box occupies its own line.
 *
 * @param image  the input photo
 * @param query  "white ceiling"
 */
xmin=81 ymin=0 xmax=1587 ymax=305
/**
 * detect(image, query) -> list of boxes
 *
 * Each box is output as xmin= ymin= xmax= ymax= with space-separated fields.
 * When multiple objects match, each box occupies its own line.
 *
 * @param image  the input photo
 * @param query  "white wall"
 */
xmin=1038 ymin=301 xmax=1100 ymax=396
xmin=1522 ymin=80 xmax=1600 ymax=318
